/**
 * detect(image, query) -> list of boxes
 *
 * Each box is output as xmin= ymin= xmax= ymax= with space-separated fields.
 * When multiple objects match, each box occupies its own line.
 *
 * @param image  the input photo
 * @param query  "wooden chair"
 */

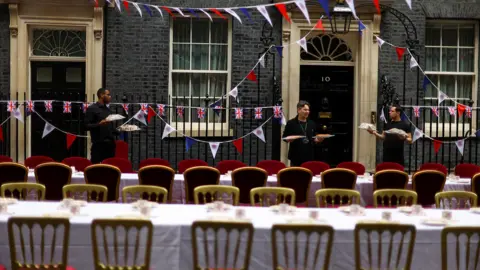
xmin=0 ymin=162 xmax=28 ymax=187
xmin=272 ymin=224 xmax=334 ymax=270
xmin=435 ymin=191 xmax=478 ymax=209
xmin=373 ymin=169 xmax=409 ymax=191
xmin=412 ymin=170 xmax=446 ymax=206
xmin=231 ymin=167 xmax=268 ymax=204
xmin=8 ymin=217 xmax=71 ymax=270
xmin=138 ymin=165 xmax=175 ymax=202
xmin=441 ymin=226 xmax=480 ymax=270
xmin=122 ymin=185 xmax=168 ymax=203
xmin=84 ymin=164 xmax=121 ymax=202
xmin=183 ymin=166 xmax=220 ymax=204
xmin=1 ymin=183 xmax=45 ymax=201
xmin=321 ymin=168 xmax=357 ymax=189
xmin=35 ymin=162 xmax=72 ymax=200
xmin=373 ymin=189 xmax=418 ymax=208
xmin=62 ymin=184 xmax=108 ymax=202
xmin=91 ymin=219 xmax=153 ymax=270
xmin=277 ymin=167 xmax=312 ymax=206
xmin=191 ymin=221 xmax=254 ymax=270
xmin=315 ymin=188 xmax=361 ymax=207
xmin=193 ymin=185 xmax=239 ymax=205
xmin=354 ymin=223 xmax=416 ymax=270
xmin=250 ymin=187 xmax=295 ymax=206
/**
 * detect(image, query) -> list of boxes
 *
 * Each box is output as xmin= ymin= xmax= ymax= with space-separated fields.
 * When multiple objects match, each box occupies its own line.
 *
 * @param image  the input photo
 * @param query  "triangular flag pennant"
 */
xmin=210 ymin=8 xmax=227 ymax=20
xmin=229 ymin=87 xmax=238 ymax=99
xmin=396 ymin=47 xmax=405 ymax=61
xmin=172 ymin=7 xmax=185 ymax=17
xmin=412 ymin=128 xmax=423 ymax=143
xmin=297 ymin=37 xmax=308 ymax=52
xmin=162 ymin=124 xmax=175 ymax=139
xmin=358 ymin=21 xmax=366 ymax=36
xmin=400 ymin=112 xmax=407 ymax=121
xmin=433 ymin=140 xmax=442 ymax=154
xmin=457 ymin=103 xmax=467 ymax=117
xmin=187 ymin=8 xmax=199 ymax=18
xmin=209 ymin=142 xmax=220 ymax=158
xmin=476 ymin=130 xmax=480 ymax=137
xmin=143 ymin=4 xmax=153 ymax=16
xmin=114 ymin=0 xmax=121 ymax=12
xmin=239 ymin=8 xmax=252 ymax=21
xmin=275 ymin=3 xmax=291 ymax=23
xmin=438 ymin=90 xmax=448 ymax=105
xmin=12 ymin=108 xmax=23 ymax=123
xmin=42 ymin=123 xmax=55 ymax=138
xmin=281 ymin=113 xmax=287 ymax=125
xmin=295 ymin=0 xmax=310 ymax=24
xmin=0 ymin=126 xmax=3 ymax=142
xmin=147 ymin=107 xmax=156 ymax=123
xmin=275 ymin=46 xmax=283 ymax=57
xmin=199 ymin=9 xmax=213 ymax=21
xmin=456 ymin=139 xmax=465 ymax=156
xmin=233 ymin=138 xmax=243 ymax=154
xmin=257 ymin=6 xmax=273 ymax=26
xmin=133 ymin=110 xmax=147 ymax=126
xmin=380 ymin=108 xmax=387 ymax=123
xmin=373 ymin=0 xmax=381 ymax=14
xmin=246 ymin=70 xmax=257 ymax=82
xmin=253 ymin=126 xmax=265 ymax=143
xmin=376 ymin=36 xmax=385 ymax=48
xmin=422 ymin=76 xmax=430 ymax=90
xmin=185 ymin=137 xmax=196 ymax=152
xmin=410 ymin=56 xmax=418 ymax=69
xmin=315 ymin=19 xmax=325 ymax=33
xmin=66 ymin=133 xmax=76 ymax=150
xmin=318 ymin=0 xmax=330 ymax=18
xmin=122 ymin=0 xmax=129 ymax=13
xmin=151 ymin=5 xmax=164 ymax=19
xmin=162 ymin=6 xmax=175 ymax=18
xmin=132 ymin=2 xmax=142 ymax=17
xmin=259 ymin=55 xmax=265 ymax=68
xmin=345 ymin=0 xmax=358 ymax=19
xmin=405 ymin=0 xmax=412 ymax=9
xmin=224 ymin=8 xmax=242 ymax=24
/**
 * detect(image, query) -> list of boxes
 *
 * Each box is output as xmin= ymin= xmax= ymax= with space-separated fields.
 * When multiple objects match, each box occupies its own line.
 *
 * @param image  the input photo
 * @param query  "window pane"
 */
xmin=426 ymin=48 xmax=440 ymax=71
xmin=37 ymin=67 xmax=52 ymax=82
xmin=211 ymin=20 xmax=228 ymax=43
xmin=209 ymin=74 xmax=227 ymax=97
xmin=173 ymin=19 xmax=190 ymax=43
xmin=441 ymin=48 xmax=457 ymax=72
xmin=439 ymin=75 xmax=455 ymax=97
xmin=191 ymin=73 xmax=208 ymax=97
xmin=66 ymin=68 xmax=82 ymax=83
xmin=192 ymin=45 xmax=209 ymax=70
xmin=457 ymin=76 xmax=472 ymax=99
xmin=173 ymin=44 xmax=190 ymax=70
xmin=442 ymin=26 xmax=458 ymax=46
xmin=172 ymin=73 xmax=189 ymax=97
xmin=459 ymin=26 xmax=474 ymax=46
xmin=425 ymin=26 xmax=441 ymax=46
xmin=425 ymin=75 xmax=438 ymax=98
xmin=459 ymin=49 xmax=474 ymax=72
xmin=210 ymin=45 xmax=228 ymax=71
xmin=192 ymin=20 xmax=209 ymax=43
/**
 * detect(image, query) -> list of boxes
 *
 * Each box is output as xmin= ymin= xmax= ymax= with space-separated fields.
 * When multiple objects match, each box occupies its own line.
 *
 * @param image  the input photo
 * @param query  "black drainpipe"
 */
xmin=102 ymin=1 xmax=108 ymax=88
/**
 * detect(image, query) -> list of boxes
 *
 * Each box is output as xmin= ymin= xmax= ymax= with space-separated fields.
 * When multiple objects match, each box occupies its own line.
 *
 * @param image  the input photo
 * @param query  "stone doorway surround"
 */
xmin=280 ymin=8 xmax=382 ymax=171
xmin=3 ymin=0 xmax=104 ymax=162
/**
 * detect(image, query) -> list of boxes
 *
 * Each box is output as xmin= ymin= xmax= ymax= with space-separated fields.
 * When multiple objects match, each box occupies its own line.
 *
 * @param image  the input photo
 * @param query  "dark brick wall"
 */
xmin=104 ymin=1 xmax=281 ymax=169
xmin=0 ymin=4 xmax=9 ymax=96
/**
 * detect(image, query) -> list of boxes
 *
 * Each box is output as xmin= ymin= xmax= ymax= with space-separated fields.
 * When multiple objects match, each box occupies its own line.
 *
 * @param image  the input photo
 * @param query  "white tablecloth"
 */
xmin=0 ymin=202 xmax=479 ymax=269
xmin=27 ymin=173 xmax=471 ymax=206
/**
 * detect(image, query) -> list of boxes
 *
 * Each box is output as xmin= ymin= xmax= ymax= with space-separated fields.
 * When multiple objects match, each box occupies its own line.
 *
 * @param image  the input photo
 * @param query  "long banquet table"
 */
xmin=0 ymin=202 xmax=479 ymax=269
xmin=28 ymin=173 xmax=471 ymax=206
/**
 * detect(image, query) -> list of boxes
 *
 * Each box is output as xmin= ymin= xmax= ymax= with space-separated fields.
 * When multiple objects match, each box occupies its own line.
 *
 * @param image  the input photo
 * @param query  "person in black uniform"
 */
xmin=282 ymin=101 xmax=324 ymax=166
xmin=368 ymin=106 xmax=412 ymax=166
xmin=85 ymin=88 xmax=119 ymax=164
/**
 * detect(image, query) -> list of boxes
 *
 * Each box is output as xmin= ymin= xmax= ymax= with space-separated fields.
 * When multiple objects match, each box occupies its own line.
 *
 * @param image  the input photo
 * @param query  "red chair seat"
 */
xmin=62 ymin=157 xmax=92 ymax=172
xmin=256 ymin=160 xmax=286 ymax=175
xmin=102 ymin=158 xmax=134 ymax=173
xmin=301 ymin=161 xmax=330 ymax=176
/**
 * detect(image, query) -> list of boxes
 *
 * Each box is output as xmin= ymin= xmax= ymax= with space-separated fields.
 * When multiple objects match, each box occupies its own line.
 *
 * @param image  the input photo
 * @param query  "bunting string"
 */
xmin=33 ymin=111 xmax=89 ymax=138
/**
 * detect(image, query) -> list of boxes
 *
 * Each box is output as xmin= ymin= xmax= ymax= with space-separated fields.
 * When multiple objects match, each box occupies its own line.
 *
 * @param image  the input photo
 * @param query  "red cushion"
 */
xmin=0 ymin=265 xmax=5 ymax=270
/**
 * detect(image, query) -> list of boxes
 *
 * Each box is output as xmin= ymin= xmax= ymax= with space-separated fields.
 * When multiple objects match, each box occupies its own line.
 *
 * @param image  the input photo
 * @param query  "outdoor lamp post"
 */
xmin=329 ymin=0 xmax=353 ymax=34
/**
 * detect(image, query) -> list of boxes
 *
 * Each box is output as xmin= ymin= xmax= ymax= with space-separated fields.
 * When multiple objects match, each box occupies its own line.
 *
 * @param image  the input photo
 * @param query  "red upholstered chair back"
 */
xmin=216 ymin=160 xmax=247 ymax=174
xmin=102 ymin=158 xmax=133 ymax=173
xmin=115 ymin=140 xmax=129 ymax=159
xmin=0 ymin=155 xmax=12 ymax=163
xmin=25 ymin=156 xmax=54 ymax=169
xmin=139 ymin=158 xmax=171 ymax=169
xmin=178 ymin=159 xmax=209 ymax=174
xmin=62 ymin=157 xmax=92 ymax=172
xmin=0 ymin=162 xmax=28 ymax=187
xmin=321 ymin=168 xmax=357 ymax=189
xmin=138 ymin=165 xmax=175 ymax=202
xmin=35 ymin=162 xmax=72 ymax=201
xmin=231 ymin=167 xmax=268 ymax=204
xmin=455 ymin=163 xmax=480 ymax=179
xmin=376 ymin=162 xmax=404 ymax=172
xmin=85 ymin=164 xmax=121 ymax=202
xmin=419 ymin=163 xmax=448 ymax=176
xmin=337 ymin=162 xmax=366 ymax=175
xmin=183 ymin=166 xmax=220 ymax=203
xmin=373 ymin=170 xmax=409 ymax=191
xmin=300 ymin=161 xmax=330 ymax=176
xmin=412 ymin=170 xmax=446 ymax=206
xmin=277 ymin=167 xmax=313 ymax=206
xmin=256 ymin=160 xmax=286 ymax=175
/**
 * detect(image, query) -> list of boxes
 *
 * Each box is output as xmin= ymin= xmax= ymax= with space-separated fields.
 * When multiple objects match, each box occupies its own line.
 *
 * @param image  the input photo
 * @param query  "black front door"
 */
xmin=299 ymin=65 xmax=354 ymax=167
xmin=31 ymin=61 xmax=86 ymax=161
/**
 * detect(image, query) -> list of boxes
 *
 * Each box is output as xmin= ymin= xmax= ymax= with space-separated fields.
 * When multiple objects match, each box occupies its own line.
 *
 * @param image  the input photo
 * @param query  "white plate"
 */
xmin=115 ymin=213 xmax=149 ymax=219
xmin=421 ymin=218 xmax=450 ymax=226
xmin=270 ymin=205 xmax=296 ymax=213
xmin=470 ymin=208 xmax=480 ymax=214
xmin=338 ymin=206 xmax=351 ymax=213
xmin=398 ymin=206 xmax=413 ymax=213
xmin=106 ymin=114 xmax=125 ymax=121
xmin=43 ymin=211 xmax=73 ymax=218
xmin=0 ymin=211 xmax=15 ymax=215
xmin=0 ymin=198 xmax=18 ymax=205
xmin=286 ymin=218 xmax=327 ymax=224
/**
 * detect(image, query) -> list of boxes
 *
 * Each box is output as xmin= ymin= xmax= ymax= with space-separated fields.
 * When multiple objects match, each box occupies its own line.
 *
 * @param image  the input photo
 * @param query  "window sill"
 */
xmin=423 ymin=123 xmax=474 ymax=138
xmin=166 ymin=123 xmax=234 ymax=138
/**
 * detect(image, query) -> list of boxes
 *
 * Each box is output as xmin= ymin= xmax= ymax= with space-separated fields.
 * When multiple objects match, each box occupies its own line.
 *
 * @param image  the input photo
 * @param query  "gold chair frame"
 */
xmin=62 ymin=184 xmax=108 ymax=202
xmin=315 ymin=188 xmax=361 ymax=207
xmin=277 ymin=167 xmax=312 ymax=207
xmin=250 ymin=187 xmax=296 ymax=206
xmin=122 ymin=185 xmax=168 ymax=203
xmin=435 ymin=191 xmax=478 ymax=209
xmin=321 ymin=168 xmax=357 ymax=189
xmin=373 ymin=169 xmax=409 ymax=191
xmin=193 ymin=185 xmax=239 ymax=205
xmin=138 ymin=165 xmax=175 ymax=202
xmin=373 ymin=189 xmax=418 ymax=208
xmin=441 ymin=226 xmax=480 ymax=270
xmin=183 ymin=166 xmax=220 ymax=204
xmin=84 ymin=164 xmax=121 ymax=202
xmin=1 ymin=183 xmax=46 ymax=201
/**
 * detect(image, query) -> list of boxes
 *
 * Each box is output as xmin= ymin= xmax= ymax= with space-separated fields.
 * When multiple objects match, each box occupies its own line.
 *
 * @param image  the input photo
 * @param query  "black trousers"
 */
xmin=91 ymin=140 xmax=116 ymax=164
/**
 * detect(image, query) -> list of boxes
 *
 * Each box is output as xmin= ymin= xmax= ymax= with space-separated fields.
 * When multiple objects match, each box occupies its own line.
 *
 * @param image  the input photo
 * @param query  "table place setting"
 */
xmin=420 ymin=210 xmax=455 ymax=226
xmin=114 ymin=200 xmax=159 ymax=219
xmin=284 ymin=210 xmax=328 ymax=224
xmin=203 ymin=201 xmax=251 ymax=221
xmin=43 ymin=199 xmax=88 ymax=218
xmin=397 ymin=205 xmax=426 ymax=216
xmin=0 ymin=198 xmax=17 ymax=215
xmin=338 ymin=204 xmax=366 ymax=216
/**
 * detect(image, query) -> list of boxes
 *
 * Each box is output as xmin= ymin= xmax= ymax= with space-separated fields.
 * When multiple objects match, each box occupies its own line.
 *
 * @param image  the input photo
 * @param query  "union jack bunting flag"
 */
xmin=273 ymin=106 xmax=282 ymax=118
xmin=213 ymin=105 xmax=223 ymax=115
xmin=448 ymin=106 xmax=456 ymax=116
xmin=254 ymin=107 xmax=262 ymax=120
xmin=413 ymin=106 xmax=420 ymax=117
xmin=431 ymin=106 xmax=439 ymax=117
xmin=26 ymin=100 xmax=35 ymax=113
xmin=176 ymin=106 xmax=184 ymax=117
xmin=197 ymin=108 xmax=205 ymax=119
xmin=140 ymin=103 xmax=148 ymax=114
xmin=44 ymin=101 xmax=53 ymax=112
xmin=122 ymin=103 xmax=129 ymax=114
xmin=466 ymin=106 xmax=473 ymax=118
xmin=157 ymin=104 xmax=165 ymax=116
xmin=7 ymin=101 xmax=15 ymax=112
xmin=234 ymin=108 xmax=243 ymax=119
xmin=82 ymin=102 xmax=89 ymax=113
xmin=63 ymin=101 xmax=72 ymax=113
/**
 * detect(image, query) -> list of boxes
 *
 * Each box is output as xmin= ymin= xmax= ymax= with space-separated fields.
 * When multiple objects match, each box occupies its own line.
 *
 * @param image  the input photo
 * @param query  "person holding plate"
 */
xmin=85 ymin=88 xmax=119 ymax=164
xmin=283 ymin=101 xmax=324 ymax=166
xmin=368 ymin=106 xmax=412 ymax=166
